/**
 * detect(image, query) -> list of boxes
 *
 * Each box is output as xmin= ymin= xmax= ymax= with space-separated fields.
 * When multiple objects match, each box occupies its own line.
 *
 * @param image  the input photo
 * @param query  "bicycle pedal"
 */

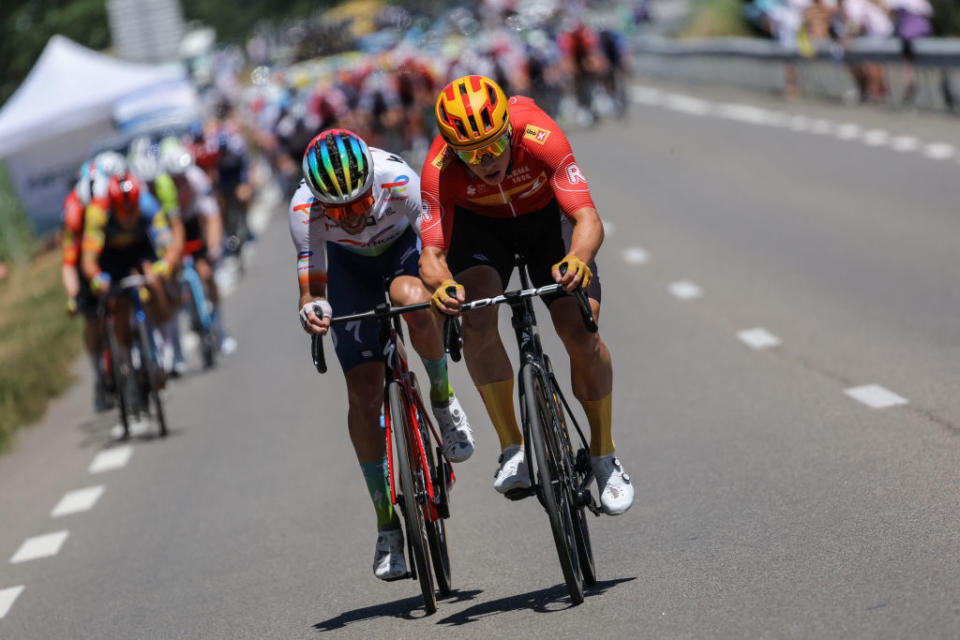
xmin=504 ymin=486 xmax=535 ymax=501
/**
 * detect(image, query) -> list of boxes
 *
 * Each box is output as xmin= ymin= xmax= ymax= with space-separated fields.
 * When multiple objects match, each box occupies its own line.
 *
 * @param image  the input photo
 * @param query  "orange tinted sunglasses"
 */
xmin=321 ymin=190 xmax=375 ymax=222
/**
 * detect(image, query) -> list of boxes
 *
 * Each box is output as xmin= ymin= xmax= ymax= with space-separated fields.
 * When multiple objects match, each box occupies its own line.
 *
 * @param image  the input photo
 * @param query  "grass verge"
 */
xmin=0 ymin=249 xmax=82 ymax=454
xmin=679 ymin=0 xmax=755 ymax=38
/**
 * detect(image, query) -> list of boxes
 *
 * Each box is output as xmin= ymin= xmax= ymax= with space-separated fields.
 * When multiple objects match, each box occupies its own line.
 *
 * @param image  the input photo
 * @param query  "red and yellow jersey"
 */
xmin=61 ymin=190 xmax=85 ymax=267
xmin=420 ymin=96 xmax=595 ymax=251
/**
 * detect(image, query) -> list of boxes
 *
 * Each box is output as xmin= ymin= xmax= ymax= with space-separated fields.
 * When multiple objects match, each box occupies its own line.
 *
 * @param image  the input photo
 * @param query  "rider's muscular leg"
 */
xmin=458 ymin=266 xmax=522 ymax=449
xmin=344 ymin=363 xmax=387 ymax=463
xmin=551 ymin=297 xmax=615 ymax=456
xmin=390 ymin=275 xmax=442 ymax=360
xmin=345 ymin=362 xmax=395 ymax=529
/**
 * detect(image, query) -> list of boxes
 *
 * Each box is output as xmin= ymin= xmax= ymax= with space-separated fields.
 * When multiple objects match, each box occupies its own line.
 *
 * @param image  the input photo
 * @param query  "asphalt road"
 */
xmin=2 ymin=77 xmax=960 ymax=639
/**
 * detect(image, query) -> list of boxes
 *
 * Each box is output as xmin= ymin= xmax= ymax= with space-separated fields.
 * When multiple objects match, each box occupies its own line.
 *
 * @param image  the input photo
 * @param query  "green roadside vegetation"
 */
xmin=0 ymin=160 xmax=82 ymax=454
xmin=0 ymin=247 xmax=83 ymax=454
xmin=680 ymin=0 xmax=754 ymax=38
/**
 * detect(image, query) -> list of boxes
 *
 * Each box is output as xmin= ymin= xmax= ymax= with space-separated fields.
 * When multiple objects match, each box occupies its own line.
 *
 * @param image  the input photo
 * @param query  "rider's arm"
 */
xmin=418 ymin=140 xmax=458 ymax=294
xmin=191 ymin=170 xmax=223 ymax=258
xmin=61 ymin=195 xmax=83 ymax=298
xmin=289 ymin=188 xmax=331 ymax=334
xmin=565 ymin=206 xmax=604 ymax=265
xmin=80 ymin=201 xmax=108 ymax=281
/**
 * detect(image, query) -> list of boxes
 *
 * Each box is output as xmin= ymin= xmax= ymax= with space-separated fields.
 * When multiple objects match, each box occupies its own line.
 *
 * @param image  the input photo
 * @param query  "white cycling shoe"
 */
xmin=591 ymin=454 xmax=634 ymax=515
xmin=373 ymin=528 xmax=407 ymax=581
xmin=493 ymin=444 xmax=531 ymax=493
xmin=432 ymin=395 xmax=475 ymax=463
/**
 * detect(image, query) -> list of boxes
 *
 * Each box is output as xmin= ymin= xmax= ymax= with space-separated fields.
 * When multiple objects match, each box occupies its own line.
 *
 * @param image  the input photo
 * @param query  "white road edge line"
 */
xmin=844 ymin=384 xmax=908 ymax=409
xmin=0 ymin=586 xmax=25 ymax=620
xmin=622 ymin=247 xmax=650 ymax=264
xmin=668 ymin=280 xmax=703 ymax=300
xmin=88 ymin=446 xmax=133 ymax=474
xmin=51 ymin=486 xmax=105 ymax=518
xmin=737 ymin=328 xmax=782 ymax=349
xmin=10 ymin=531 xmax=69 ymax=564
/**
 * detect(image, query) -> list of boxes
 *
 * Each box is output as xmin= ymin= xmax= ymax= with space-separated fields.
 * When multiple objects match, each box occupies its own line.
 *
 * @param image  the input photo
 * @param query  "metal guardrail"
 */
xmin=630 ymin=35 xmax=960 ymax=111
xmin=633 ymin=35 xmax=960 ymax=65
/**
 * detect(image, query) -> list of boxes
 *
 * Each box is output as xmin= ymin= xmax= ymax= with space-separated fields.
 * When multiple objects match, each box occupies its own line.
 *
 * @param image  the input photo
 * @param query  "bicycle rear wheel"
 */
xmin=524 ymin=364 xmax=584 ymax=604
xmin=389 ymin=382 xmax=437 ymax=614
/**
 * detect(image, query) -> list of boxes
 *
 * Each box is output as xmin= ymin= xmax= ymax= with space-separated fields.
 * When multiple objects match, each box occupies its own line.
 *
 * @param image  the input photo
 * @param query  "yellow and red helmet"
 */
xmin=435 ymin=75 xmax=510 ymax=150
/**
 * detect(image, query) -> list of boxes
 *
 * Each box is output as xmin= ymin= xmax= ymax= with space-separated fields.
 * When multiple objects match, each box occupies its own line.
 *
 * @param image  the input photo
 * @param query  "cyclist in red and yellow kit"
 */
xmin=419 ymin=75 xmax=633 ymax=515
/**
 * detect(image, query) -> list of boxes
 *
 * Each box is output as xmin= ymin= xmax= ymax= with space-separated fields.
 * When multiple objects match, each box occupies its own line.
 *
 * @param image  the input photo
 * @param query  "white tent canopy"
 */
xmin=0 ymin=35 xmax=197 ymax=230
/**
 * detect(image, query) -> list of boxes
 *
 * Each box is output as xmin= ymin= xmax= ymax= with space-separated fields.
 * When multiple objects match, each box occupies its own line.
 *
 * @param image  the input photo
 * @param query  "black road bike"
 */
xmin=311 ymin=288 xmax=454 ymax=615
xmin=98 ymin=274 xmax=168 ymax=439
xmin=445 ymin=256 xmax=600 ymax=604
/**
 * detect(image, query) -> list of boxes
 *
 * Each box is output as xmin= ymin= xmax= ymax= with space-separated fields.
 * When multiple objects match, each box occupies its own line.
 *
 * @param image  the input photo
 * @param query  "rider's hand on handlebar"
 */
xmin=90 ymin=272 xmax=111 ymax=296
xmin=299 ymin=299 xmax=333 ymax=335
xmin=431 ymin=279 xmax=464 ymax=315
xmin=65 ymin=297 xmax=78 ymax=316
xmin=552 ymin=254 xmax=593 ymax=293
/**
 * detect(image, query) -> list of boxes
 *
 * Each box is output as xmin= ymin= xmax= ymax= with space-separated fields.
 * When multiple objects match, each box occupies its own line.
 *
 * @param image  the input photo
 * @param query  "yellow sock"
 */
xmin=477 ymin=378 xmax=523 ymax=450
xmin=582 ymin=394 xmax=614 ymax=456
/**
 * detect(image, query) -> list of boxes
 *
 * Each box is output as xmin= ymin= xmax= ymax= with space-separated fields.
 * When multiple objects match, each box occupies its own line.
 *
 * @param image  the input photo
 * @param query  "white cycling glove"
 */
xmin=299 ymin=299 xmax=333 ymax=331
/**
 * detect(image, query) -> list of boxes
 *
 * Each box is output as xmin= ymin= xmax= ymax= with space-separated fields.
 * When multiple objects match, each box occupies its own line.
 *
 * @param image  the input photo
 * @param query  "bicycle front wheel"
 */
xmin=389 ymin=382 xmax=437 ymax=614
xmin=523 ymin=364 xmax=583 ymax=604
xmin=136 ymin=320 xmax=167 ymax=437
xmin=421 ymin=417 xmax=452 ymax=596
xmin=105 ymin=328 xmax=130 ymax=438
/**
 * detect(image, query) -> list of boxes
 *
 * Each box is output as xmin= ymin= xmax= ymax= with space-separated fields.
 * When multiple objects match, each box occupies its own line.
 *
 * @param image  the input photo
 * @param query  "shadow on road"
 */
xmin=436 ymin=577 xmax=636 ymax=626
xmin=312 ymin=589 xmax=483 ymax=631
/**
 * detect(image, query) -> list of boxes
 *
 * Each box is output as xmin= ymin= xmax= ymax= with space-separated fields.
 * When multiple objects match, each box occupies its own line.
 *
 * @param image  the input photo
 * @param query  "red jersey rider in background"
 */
xmin=419 ymin=75 xmax=633 ymax=515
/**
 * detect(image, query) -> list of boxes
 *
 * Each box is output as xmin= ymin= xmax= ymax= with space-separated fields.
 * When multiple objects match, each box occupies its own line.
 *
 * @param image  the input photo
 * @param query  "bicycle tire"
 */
xmin=524 ymin=364 xmax=584 ymax=604
xmin=105 ymin=328 xmax=131 ymax=439
xmin=548 ymin=379 xmax=596 ymax=587
xmin=136 ymin=320 xmax=167 ymax=437
xmin=420 ymin=411 xmax=452 ymax=596
xmin=389 ymin=382 xmax=437 ymax=614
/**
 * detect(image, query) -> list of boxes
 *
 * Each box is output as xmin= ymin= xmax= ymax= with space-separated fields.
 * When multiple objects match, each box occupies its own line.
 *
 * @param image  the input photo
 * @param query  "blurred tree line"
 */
xmin=0 ymin=0 xmax=344 ymax=107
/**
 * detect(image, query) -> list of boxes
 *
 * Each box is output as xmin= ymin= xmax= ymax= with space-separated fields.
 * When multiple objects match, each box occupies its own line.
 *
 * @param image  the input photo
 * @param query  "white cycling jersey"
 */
xmin=287 ymin=147 xmax=422 ymax=287
xmin=176 ymin=165 xmax=219 ymax=222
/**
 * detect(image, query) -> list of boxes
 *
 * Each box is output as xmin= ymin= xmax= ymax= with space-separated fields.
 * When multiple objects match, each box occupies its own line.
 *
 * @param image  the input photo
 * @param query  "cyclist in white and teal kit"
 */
xmin=288 ymin=129 xmax=474 ymax=581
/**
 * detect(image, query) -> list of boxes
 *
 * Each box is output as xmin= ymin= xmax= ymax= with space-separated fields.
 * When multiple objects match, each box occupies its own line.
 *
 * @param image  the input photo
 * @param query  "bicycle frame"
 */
xmin=311 ymin=296 xmax=454 ymax=523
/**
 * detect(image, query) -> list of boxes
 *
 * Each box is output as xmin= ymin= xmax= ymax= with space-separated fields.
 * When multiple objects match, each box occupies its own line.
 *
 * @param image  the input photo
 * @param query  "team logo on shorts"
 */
xmin=523 ymin=125 xmax=551 ymax=145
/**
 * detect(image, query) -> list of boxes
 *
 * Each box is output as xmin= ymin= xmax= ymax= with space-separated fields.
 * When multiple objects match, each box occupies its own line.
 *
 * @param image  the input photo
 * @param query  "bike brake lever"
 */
xmin=444 ymin=314 xmax=463 ymax=362
xmin=558 ymin=263 xmax=598 ymax=334
xmin=312 ymin=334 xmax=327 ymax=374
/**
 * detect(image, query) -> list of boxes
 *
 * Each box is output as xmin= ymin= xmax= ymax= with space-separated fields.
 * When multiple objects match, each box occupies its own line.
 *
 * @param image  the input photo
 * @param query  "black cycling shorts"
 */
xmin=446 ymin=199 xmax=601 ymax=306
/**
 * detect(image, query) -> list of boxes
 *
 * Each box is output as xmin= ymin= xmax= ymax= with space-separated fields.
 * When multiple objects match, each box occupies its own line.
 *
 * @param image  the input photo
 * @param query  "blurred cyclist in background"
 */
xmin=128 ymin=137 xmax=187 ymax=375
xmin=159 ymin=137 xmax=237 ymax=356
xmin=80 ymin=172 xmax=175 ymax=404
xmin=290 ymin=129 xmax=474 ymax=580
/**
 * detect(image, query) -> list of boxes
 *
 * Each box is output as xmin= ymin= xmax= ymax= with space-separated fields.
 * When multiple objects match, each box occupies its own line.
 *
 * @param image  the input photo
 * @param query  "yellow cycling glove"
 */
xmin=431 ymin=279 xmax=464 ymax=314
xmin=553 ymin=254 xmax=593 ymax=290
xmin=152 ymin=259 xmax=171 ymax=278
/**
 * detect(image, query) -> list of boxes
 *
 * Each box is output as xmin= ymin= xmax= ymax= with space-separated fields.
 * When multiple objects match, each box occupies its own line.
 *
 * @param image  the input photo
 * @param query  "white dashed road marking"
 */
xmin=924 ymin=143 xmax=955 ymax=160
xmin=0 ymin=586 xmax=24 ymax=619
xmin=737 ymin=328 xmax=783 ymax=349
xmin=51 ymin=486 xmax=105 ymax=518
xmin=862 ymin=129 xmax=890 ymax=146
xmin=844 ymin=385 xmax=908 ymax=409
xmin=668 ymin=280 xmax=703 ymax=300
xmin=88 ymin=446 xmax=133 ymax=474
xmin=110 ymin=419 xmax=152 ymax=440
xmin=891 ymin=136 xmax=920 ymax=152
xmin=10 ymin=531 xmax=69 ymax=564
xmin=631 ymin=85 xmax=957 ymax=162
xmin=622 ymin=247 xmax=650 ymax=264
